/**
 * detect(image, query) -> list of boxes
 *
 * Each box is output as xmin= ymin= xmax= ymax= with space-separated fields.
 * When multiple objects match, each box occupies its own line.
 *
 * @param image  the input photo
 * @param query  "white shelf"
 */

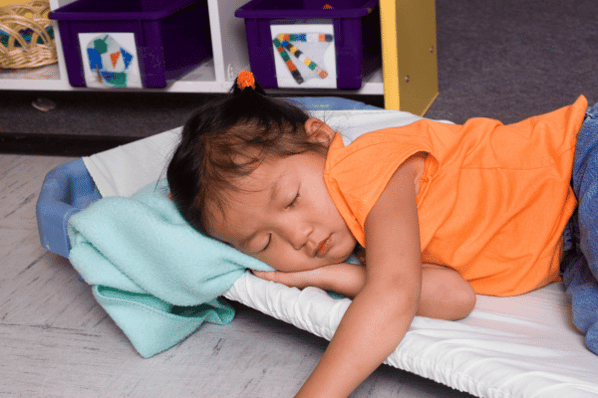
xmin=0 ymin=0 xmax=384 ymax=96
xmin=0 ymin=60 xmax=384 ymax=94
xmin=1 ymin=64 xmax=63 ymax=90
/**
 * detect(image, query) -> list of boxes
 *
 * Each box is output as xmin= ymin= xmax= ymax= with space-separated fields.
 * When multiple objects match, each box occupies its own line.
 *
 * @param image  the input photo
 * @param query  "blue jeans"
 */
xmin=562 ymin=101 xmax=598 ymax=355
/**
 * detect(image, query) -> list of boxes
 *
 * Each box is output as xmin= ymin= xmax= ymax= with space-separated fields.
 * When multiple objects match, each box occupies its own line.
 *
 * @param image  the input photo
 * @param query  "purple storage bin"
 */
xmin=49 ymin=0 xmax=212 ymax=88
xmin=235 ymin=0 xmax=381 ymax=90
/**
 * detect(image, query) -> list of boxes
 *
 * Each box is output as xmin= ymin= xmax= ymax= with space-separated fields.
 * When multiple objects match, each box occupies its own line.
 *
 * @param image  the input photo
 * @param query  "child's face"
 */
xmin=207 ymin=150 xmax=357 ymax=272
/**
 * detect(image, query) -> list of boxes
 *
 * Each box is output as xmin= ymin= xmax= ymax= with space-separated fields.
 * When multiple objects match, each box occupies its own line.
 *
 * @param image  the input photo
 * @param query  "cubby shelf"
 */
xmin=1 ymin=0 xmax=437 ymax=115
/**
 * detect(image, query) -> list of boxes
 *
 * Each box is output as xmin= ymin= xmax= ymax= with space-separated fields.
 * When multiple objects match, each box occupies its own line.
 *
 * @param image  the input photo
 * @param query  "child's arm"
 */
xmin=419 ymin=264 xmax=476 ymax=320
xmin=253 ymin=262 xmax=475 ymax=320
xmin=294 ymin=160 xmax=428 ymax=397
xmin=253 ymin=262 xmax=365 ymax=298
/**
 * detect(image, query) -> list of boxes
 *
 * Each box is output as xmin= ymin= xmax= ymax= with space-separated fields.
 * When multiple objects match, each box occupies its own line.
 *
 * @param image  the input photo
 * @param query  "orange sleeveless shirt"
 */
xmin=324 ymin=96 xmax=588 ymax=296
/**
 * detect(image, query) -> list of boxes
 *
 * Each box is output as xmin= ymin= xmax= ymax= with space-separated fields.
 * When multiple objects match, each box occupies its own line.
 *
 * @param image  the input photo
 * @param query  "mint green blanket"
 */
xmin=67 ymin=180 xmax=273 ymax=358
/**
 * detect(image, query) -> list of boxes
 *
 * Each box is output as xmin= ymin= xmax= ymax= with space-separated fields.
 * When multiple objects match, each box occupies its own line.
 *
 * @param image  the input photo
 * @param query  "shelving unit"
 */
xmin=0 ymin=0 xmax=437 ymax=115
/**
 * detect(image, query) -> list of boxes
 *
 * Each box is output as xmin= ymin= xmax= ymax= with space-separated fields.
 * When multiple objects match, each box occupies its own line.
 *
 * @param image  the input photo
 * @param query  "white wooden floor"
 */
xmin=0 ymin=154 xmax=474 ymax=398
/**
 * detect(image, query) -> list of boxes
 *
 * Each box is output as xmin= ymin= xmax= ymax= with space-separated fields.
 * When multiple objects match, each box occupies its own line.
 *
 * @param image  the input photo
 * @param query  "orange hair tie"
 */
xmin=237 ymin=70 xmax=256 ymax=90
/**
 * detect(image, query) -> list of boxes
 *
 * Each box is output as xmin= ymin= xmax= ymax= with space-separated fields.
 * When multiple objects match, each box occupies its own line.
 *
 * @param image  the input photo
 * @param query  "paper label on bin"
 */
xmin=78 ymin=33 xmax=142 ymax=89
xmin=270 ymin=23 xmax=337 ymax=89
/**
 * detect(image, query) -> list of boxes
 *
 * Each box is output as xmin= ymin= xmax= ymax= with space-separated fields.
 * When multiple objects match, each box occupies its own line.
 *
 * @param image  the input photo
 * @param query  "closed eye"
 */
xmin=261 ymin=234 xmax=272 ymax=252
xmin=286 ymin=191 xmax=300 ymax=209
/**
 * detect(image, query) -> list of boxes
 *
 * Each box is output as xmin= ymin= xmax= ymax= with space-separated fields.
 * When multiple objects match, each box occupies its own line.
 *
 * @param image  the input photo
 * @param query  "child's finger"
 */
xmin=251 ymin=270 xmax=278 ymax=281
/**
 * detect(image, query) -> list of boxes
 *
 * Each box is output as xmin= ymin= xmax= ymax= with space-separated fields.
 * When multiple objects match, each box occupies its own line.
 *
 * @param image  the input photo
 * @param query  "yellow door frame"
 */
xmin=380 ymin=0 xmax=439 ymax=116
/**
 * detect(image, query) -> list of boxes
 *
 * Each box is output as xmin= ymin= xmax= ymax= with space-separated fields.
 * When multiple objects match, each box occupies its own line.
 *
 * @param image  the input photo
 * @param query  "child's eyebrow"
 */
xmin=268 ymin=171 xmax=288 ymax=203
xmin=270 ymin=178 xmax=283 ymax=203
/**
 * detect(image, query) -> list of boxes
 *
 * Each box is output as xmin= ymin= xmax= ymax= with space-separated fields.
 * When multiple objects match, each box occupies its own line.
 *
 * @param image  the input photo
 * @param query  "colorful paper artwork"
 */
xmin=78 ymin=33 xmax=142 ymax=88
xmin=270 ymin=24 xmax=337 ymax=89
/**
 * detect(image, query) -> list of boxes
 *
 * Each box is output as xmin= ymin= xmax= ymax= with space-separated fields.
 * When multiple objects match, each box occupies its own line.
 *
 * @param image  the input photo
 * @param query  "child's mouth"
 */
xmin=315 ymin=236 xmax=333 ymax=257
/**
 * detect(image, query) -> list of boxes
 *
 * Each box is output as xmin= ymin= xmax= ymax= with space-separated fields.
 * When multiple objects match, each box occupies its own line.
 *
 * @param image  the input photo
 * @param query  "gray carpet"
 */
xmin=0 ymin=0 xmax=596 ymax=155
xmin=426 ymin=0 xmax=597 ymax=124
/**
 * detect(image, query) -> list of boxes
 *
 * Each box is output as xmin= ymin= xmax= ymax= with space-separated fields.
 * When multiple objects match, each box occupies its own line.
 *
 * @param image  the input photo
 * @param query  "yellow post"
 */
xmin=380 ymin=0 xmax=439 ymax=116
xmin=0 ymin=0 xmax=22 ymax=6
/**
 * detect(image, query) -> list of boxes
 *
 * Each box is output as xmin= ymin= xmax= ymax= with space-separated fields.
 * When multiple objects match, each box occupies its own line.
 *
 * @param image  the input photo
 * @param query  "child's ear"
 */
xmin=304 ymin=118 xmax=336 ymax=147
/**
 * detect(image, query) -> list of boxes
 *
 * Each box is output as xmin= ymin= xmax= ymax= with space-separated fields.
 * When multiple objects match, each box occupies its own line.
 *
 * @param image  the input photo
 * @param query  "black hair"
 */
xmin=167 ymin=75 xmax=328 ymax=236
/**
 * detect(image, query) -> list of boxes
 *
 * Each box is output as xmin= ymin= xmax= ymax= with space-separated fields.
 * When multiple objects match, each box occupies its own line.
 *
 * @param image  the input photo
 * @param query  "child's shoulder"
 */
xmin=325 ymin=124 xmax=433 ymax=177
xmin=330 ymin=119 xmax=449 ymax=158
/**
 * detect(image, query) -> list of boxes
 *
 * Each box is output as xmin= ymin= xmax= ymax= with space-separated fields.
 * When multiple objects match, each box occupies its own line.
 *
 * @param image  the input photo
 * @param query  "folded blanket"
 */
xmin=68 ymin=179 xmax=273 ymax=358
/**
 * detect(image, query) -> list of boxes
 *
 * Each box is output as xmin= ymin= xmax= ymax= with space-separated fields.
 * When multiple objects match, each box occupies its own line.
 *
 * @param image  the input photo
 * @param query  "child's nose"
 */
xmin=281 ymin=223 xmax=311 ymax=251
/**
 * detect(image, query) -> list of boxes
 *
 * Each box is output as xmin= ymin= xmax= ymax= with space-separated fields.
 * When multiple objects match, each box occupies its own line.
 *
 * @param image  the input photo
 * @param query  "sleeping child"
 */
xmin=167 ymin=70 xmax=598 ymax=397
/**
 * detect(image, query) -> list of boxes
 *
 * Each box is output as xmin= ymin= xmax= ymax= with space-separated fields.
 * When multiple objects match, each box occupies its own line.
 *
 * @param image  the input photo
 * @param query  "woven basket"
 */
xmin=0 ymin=0 xmax=57 ymax=69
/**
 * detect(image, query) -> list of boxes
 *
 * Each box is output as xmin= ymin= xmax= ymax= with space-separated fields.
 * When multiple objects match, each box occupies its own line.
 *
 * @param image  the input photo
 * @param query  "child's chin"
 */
xmin=328 ymin=251 xmax=355 ymax=265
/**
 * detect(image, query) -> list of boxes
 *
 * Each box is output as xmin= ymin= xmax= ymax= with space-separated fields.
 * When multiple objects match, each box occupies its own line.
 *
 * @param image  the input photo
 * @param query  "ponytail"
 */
xmin=234 ymin=70 xmax=261 ymax=93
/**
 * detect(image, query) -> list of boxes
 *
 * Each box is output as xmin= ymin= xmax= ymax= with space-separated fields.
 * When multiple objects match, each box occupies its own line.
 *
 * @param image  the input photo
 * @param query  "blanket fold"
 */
xmin=67 ymin=180 xmax=273 ymax=358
